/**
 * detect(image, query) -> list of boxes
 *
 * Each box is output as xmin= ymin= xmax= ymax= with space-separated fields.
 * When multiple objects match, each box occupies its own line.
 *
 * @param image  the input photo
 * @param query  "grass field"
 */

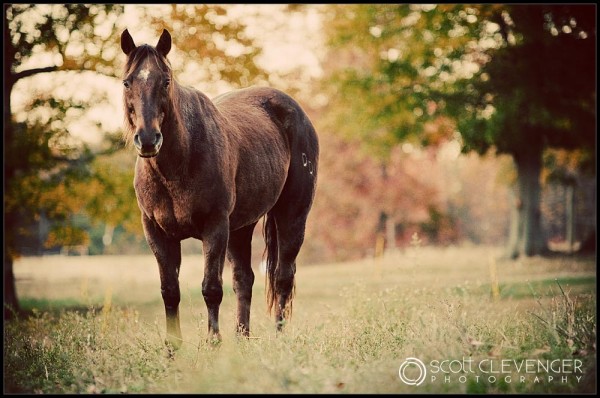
xmin=5 ymin=246 xmax=596 ymax=393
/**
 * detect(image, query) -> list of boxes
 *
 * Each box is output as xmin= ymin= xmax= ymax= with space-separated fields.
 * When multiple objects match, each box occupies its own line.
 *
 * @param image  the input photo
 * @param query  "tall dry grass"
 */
xmin=5 ymin=246 xmax=596 ymax=393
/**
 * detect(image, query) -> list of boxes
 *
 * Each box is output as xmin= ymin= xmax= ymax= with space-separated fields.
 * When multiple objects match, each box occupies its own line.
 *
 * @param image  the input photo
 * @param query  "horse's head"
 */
xmin=121 ymin=29 xmax=173 ymax=158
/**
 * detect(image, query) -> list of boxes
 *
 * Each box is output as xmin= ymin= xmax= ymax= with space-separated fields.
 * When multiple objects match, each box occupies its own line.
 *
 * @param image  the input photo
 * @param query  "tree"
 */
xmin=457 ymin=5 xmax=595 ymax=258
xmin=4 ymin=4 xmax=125 ymax=318
xmin=322 ymin=4 xmax=595 ymax=258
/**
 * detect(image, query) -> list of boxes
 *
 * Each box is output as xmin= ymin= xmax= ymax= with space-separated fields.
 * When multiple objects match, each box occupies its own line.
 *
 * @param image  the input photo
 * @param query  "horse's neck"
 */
xmin=144 ymin=89 xmax=190 ymax=181
xmin=177 ymin=85 xmax=228 ymax=154
xmin=148 ymin=85 xmax=226 ymax=181
xmin=147 ymin=120 xmax=189 ymax=182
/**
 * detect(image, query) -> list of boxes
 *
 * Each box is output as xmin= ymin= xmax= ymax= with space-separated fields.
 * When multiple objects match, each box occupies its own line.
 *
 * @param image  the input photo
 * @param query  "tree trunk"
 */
xmin=507 ymin=151 xmax=547 ymax=258
xmin=565 ymin=184 xmax=575 ymax=254
xmin=385 ymin=217 xmax=396 ymax=253
xmin=374 ymin=211 xmax=387 ymax=258
xmin=4 ymin=4 xmax=19 ymax=319
xmin=506 ymin=188 xmax=523 ymax=259
xmin=3 ymin=76 xmax=19 ymax=319
xmin=4 ymin=255 xmax=19 ymax=319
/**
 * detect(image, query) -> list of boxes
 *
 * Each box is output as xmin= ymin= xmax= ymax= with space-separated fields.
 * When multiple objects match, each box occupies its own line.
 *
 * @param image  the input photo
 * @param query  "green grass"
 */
xmin=5 ymin=247 xmax=596 ymax=393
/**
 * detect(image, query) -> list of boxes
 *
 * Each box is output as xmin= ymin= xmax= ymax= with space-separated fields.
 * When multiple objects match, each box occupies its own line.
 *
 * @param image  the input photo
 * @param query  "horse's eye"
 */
xmin=164 ymin=78 xmax=171 ymax=89
xmin=123 ymin=80 xmax=130 ymax=89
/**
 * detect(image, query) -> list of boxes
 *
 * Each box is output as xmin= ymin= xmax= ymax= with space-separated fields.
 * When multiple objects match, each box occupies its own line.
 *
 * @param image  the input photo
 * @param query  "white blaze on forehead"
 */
xmin=138 ymin=68 xmax=151 ymax=82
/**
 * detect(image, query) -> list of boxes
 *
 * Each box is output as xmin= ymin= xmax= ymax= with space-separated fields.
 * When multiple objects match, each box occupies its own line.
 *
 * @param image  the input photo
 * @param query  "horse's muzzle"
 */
xmin=134 ymin=132 xmax=163 ymax=158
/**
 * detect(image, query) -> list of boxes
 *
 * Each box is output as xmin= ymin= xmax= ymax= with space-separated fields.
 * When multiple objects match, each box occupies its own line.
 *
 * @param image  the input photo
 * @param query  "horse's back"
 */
xmin=214 ymin=86 xmax=318 ymax=155
xmin=215 ymin=87 xmax=310 ymax=130
xmin=213 ymin=86 xmax=290 ymax=108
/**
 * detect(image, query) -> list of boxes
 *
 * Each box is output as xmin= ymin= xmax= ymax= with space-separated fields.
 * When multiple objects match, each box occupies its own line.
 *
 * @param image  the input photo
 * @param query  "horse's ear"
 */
xmin=121 ymin=29 xmax=136 ymax=55
xmin=156 ymin=29 xmax=171 ymax=57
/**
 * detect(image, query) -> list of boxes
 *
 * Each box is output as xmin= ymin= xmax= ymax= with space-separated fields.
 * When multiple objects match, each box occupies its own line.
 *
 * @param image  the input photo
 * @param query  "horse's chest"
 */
xmin=136 ymin=181 xmax=199 ymax=237
xmin=153 ymin=198 xmax=190 ymax=230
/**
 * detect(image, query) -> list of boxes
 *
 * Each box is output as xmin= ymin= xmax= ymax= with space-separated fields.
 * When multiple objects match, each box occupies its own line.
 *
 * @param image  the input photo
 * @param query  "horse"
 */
xmin=120 ymin=29 xmax=319 ymax=349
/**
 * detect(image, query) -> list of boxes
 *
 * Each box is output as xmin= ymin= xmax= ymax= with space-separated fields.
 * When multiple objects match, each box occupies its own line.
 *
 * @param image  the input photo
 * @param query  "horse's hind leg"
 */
xmin=227 ymin=222 xmax=257 ymax=337
xmin=201 ymin=219 xmax=229 ymax=343
xmin=273 ymin=214 xmax=308 ymax=331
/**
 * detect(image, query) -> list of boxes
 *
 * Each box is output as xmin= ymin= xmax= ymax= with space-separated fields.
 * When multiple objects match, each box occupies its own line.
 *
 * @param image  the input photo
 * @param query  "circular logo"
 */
xmin=398 ymin=357 xmax=427 ymax=386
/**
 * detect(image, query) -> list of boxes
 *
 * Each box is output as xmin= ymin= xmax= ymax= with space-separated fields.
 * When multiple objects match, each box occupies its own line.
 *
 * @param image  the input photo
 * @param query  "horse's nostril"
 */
xmin=134 ymin=134 xmax=142 ymax=148
xmin=155 ymin=133 xmax=162 ymax=145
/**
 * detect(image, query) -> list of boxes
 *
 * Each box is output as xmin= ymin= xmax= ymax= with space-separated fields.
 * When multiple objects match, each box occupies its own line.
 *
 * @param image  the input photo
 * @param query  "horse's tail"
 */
xmin=264 ymin=212 xmax=278 ymax=315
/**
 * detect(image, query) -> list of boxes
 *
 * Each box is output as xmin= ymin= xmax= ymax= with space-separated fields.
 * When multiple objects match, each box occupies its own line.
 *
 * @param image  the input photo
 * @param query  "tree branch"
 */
xmin=13 ymin=66 xmax=58 ymax=82
xmin=12 ymin=62 xmax=118 ymax=83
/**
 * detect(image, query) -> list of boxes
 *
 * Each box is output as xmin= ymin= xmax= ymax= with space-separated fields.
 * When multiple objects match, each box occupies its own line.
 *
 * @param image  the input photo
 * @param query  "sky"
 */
xmin=11 ymin=4 xmax=325 ymax=147
xmin=119 ymin=4 xmax=324 ymax=80
xmin=123 ymin=5 xmax=323 ymax=78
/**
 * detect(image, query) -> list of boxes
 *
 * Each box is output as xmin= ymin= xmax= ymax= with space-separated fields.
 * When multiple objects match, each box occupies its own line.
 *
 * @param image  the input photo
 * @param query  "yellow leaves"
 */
xmin=421 ymin=116 xmax=456 ymax=148
xmin=38 ymin=180 xmax=87 ymax=219
xmin=45 ymin=224 xmax=89 ymax=248
xmin=72 ymin=151 xmax=143 ymax=237
xmin=59 ymin=57 xmax=80 ymax=71
xmin=541 ymin=148 xmax=592 ymax=184
xmin=5 ymin=174 xmax=40 ymax=213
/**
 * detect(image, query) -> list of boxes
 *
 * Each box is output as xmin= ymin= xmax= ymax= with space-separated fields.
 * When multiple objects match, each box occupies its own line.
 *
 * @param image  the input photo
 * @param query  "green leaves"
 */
xmin=322 ymin=4 xmax=595 ymax=159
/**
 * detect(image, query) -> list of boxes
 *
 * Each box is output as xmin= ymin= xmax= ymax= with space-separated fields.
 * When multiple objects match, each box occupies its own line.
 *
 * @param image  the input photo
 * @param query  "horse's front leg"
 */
xmin=201 ymin=219 xmax=229 ymax=343
xmin=142 ymin=216 xmax=183 ymax=350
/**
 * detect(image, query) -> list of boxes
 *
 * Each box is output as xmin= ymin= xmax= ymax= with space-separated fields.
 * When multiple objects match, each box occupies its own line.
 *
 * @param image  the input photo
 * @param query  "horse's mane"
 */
xmin=122 ymin=44 xmax=174 ymax=146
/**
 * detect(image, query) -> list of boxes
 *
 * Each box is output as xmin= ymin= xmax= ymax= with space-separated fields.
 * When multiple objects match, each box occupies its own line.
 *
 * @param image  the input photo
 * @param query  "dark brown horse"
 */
xmin=120 ymin=29 xmax=318 ymax=348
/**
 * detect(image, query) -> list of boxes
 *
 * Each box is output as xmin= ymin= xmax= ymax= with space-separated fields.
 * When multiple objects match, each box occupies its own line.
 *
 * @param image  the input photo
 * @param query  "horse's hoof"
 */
xmin=207 ymin=333 xmax=222 ymax=347
xmin=164 ymin=337 xmax=182 ymax=358
xmin=276 ymin=319 xmax=286 ymax=332
xmin=164 ymin=343 xmax=177 ymax=359
xmin=236 ymin=325 xmax=250 ymax=338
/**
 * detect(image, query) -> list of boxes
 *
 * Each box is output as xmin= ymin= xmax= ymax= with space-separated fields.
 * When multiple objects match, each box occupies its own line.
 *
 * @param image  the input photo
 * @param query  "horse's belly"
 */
xmin=229 ymin=165 xmax=288 ymax=230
